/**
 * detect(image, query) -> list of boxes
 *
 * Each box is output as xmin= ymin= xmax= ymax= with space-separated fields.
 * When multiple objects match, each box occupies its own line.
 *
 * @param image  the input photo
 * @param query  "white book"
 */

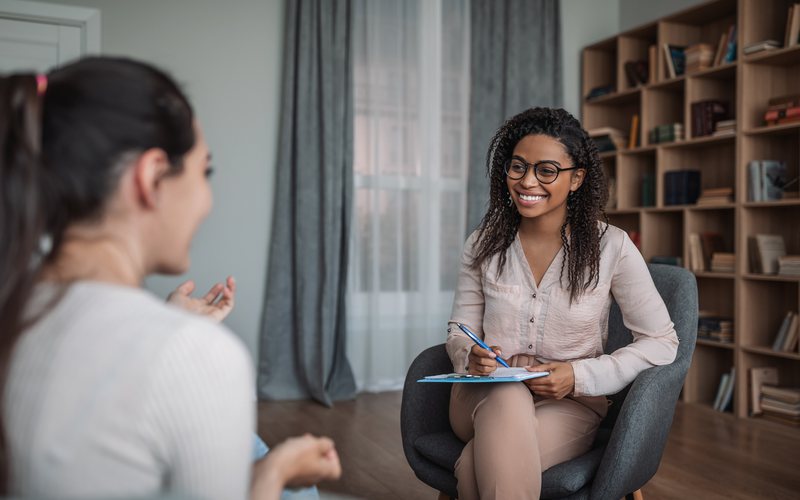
xmin=713 ymin=372 xmax=731 ymax=410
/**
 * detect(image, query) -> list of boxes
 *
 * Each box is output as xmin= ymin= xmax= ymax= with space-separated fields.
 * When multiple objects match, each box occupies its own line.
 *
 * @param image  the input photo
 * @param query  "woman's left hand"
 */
xmin=167 ymin=276 xmax=236 ymax=322
xmin=524 ymin=362 xmax=575 ymax=399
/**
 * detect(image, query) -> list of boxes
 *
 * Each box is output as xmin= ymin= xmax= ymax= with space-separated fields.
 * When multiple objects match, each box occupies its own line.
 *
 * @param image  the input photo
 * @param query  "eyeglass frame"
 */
xmin=504 ymin=156 xmax=581 ymax=184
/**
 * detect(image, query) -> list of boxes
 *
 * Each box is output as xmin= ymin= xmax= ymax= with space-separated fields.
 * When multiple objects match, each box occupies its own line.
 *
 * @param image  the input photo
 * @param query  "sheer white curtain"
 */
xmin=348 ymin=0 xmax=470 ymax=392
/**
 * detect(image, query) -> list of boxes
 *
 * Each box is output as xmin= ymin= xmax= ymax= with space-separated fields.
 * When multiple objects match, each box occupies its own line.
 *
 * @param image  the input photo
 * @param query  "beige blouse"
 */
xmin=446 ymin=224 xmax=679 ymax=397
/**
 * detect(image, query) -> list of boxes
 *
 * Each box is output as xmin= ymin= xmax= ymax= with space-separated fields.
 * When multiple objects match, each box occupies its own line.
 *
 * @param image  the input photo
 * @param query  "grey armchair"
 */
xmin=401 ymin=264 xmax=698 ymax=499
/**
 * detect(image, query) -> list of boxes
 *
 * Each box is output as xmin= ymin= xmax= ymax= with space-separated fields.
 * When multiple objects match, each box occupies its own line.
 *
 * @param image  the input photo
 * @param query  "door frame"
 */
xmin=0 ymin=0 xmax=100 ymax=54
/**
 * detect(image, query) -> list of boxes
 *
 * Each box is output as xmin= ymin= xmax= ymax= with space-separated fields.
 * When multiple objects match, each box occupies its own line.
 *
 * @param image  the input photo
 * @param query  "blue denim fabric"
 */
xmin=253 ymin=434 xmax=320 ymax=500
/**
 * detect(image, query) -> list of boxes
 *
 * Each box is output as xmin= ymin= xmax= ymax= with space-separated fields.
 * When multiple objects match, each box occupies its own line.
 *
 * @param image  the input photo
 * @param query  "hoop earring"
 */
xmin=507 ymin=193 xmax=514 ymax=207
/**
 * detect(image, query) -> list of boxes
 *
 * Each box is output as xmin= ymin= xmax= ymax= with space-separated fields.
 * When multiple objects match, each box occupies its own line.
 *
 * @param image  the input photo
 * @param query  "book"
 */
xmin=744 ymin=39 xmax=781 ymax=55
xmin=719 ymin=368 xmax=736 ymax=412
xmin=586 ymin=84 xmax=614 ymax=100
xmin=418 ymin=367 xmax=550 ymax=383
xmin=696 ymin=187 xmax=733 ymax=205
xmin=650 ymin=255 xmax=682 ymax=266
xmin=748 ymin=160 xmax=762 ymax=201
xmin=662 ymin=43 xmax=685 ymax=78
xmin=713 ymin=31 xmax=728 ymax=66
xmin=752 ymin=234 xmax=787 ymax=274
xmin=750 ymin=367 xmax=779 ymax=415
xmin=691 ymin=100 xmax=729 ymax=137
xmin=685 ymin=43 xmax=714 ymax=73
xmin=710 ymin=252 xmax=735 ymax=273
xmin=761 ymin=385 xmax=800 ymax=404
xmin=788 ymin=4 xmax=800 ymax=47
xmin=786 ymin=4 xmax=796 ymax=48
xmin=641 ymin=171 xmax=655 ymax=206
xmin=689 ymin=233 xmax=705 ymax=272
xmin=723 ymin=24 xmax=737 ymax=63
xmin=628 ymin=114 xmax=639 ymax=149
xmin=624 ymin=60 xmax=648 ymax=87
xmin=648 ymin=44 xmax=658 ymax=84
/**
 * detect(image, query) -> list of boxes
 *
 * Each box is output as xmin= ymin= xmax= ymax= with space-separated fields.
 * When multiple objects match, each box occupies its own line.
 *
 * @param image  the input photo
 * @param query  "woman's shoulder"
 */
xmin=598 ymin=222 xmax=629 ymax=253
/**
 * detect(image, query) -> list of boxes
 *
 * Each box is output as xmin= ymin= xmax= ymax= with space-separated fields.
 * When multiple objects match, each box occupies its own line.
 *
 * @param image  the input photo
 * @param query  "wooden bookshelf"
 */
xmin=582 ymin=0 xmax=800 ymax=426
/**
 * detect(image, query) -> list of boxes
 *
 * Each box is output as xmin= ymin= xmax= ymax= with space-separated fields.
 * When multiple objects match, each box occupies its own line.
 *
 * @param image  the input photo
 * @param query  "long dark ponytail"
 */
xmin=0 ymin=57 xmax=196 ymax=491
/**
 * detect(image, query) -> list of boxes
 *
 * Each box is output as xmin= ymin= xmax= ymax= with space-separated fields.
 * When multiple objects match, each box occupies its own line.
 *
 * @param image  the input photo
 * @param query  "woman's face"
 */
xmin=505 ymin=134 xmax=584 ymax=221
xmin=152 ymin=122 xmax=213 ymax=274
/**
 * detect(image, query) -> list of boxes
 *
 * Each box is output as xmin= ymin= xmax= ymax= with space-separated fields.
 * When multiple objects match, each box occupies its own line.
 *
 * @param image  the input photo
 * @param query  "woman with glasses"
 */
xmin=446 ymin=107 xmax=678 ymax=499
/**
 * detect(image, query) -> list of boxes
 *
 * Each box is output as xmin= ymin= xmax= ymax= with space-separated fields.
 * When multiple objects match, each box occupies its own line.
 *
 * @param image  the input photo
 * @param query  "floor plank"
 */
xmin=258 ymin=394 xmax=800 ymax=500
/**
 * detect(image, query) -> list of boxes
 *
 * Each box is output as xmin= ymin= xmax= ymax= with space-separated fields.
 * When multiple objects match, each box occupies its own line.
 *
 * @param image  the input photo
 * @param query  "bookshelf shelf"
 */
xmin=742 ymin=274 xmax=800 ymax=283
xmin=582 ymin=0 xmax=800 ymax=426
xmin=697 ymin=339 xmax=735 ymax=349
xmin=599 ymin=151 xmax=617 ymax=160
xmin=660 ymin=133 xmax=735 ymax=149
xmin=744 ymin=122 xmax=800 ymax=136
xmin=742 ymin=345 xmax=800 ymax=361
xmin=694 ymin=271 xmax=735 ymax=279
xmin=744 ymin=44 xmax=800 ymax=66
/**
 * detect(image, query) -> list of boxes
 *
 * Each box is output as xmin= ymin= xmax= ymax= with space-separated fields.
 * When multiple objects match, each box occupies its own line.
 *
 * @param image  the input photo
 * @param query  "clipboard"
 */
xmin=418 ymin=367 xmax=550 ymax=383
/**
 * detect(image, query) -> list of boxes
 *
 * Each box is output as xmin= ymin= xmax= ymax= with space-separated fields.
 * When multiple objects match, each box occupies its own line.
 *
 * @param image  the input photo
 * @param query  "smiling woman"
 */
xmin=444 ymin=107 xmax=679 ymax=500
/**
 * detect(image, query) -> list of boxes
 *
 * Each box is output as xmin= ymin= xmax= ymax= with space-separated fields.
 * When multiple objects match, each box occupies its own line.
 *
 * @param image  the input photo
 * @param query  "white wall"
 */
xmin=37 ymin=0 xmax=285 ymax=360
xmin=560 ymin=0 xmax=620 ymax=117
xmin=619 ymin=0 xmax=706 ymax=31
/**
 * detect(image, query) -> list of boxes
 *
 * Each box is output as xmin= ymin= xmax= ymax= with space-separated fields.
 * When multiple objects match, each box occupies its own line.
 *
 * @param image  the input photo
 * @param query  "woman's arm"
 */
xmin=570 ymin=231 xmax=679 ymax=397
xmin=447 ymin=232 xmax=485 ymax=373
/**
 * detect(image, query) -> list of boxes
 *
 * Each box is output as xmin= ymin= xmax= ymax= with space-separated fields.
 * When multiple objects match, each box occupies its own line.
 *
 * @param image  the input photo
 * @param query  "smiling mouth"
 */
xmin=518 ymin=194 xmax=547 ymax=202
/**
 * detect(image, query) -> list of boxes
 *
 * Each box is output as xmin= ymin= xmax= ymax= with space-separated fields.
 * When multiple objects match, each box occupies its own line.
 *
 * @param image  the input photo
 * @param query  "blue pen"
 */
xmin=456 ymin=322 xmax=511 ymax=368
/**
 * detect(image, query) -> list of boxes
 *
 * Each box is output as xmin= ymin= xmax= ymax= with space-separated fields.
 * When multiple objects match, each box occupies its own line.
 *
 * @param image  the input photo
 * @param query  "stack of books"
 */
xmin=778 ymin=255 xmax=800 ymax=276
xmin=691 ymin=100 xmax=730 ymax=137
xmin=688 ymin=232 xmax=726 ymax=272
xmin=685 ymin=43 xmax=714 ymax=73
xmin=712 ymin=118 xmax=736 ymax=136
xmin=698 ymin=313 xmax=733 ymax=343
xmin=760 ymin=385 xmax=800 ymax=426
xmin=649 ymin=123 xmax=683 ymax=144
xmin=696 ymin=186 xmax=733 ymax=205
xmin=588 ymin=127 xmax=627 ymax=152
xmin=743 ymin=39 xmax=781 ymax=55
xmin=772 ymin=311 xmax=799 ymax=353
xmin=750 ymin=367 xmax=779 ymax=416
xmin=711 ymin=252 xmax=735 ymax=273
xmin=763 ymin=94 xmax=800 ymax=126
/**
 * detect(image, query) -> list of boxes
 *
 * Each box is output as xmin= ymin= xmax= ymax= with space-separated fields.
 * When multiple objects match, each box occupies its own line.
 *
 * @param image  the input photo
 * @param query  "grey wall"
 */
xmin=619 ymin=0 xmax=706 ymax=31
xmin=39 ymin=0 xmax=285 ymax=360
xmin=560 ymin=0 xmax=620 ymax=117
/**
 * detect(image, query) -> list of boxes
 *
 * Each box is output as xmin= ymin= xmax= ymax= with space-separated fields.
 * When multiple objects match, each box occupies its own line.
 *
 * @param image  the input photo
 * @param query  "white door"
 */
xmin=0 ymin=0 xmax=100 ymax=73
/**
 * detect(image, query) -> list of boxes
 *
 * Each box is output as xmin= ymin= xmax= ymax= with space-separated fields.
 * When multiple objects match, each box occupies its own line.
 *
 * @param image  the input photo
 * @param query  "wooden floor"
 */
xmin=257 ymin=392 xmax=800 ymax=500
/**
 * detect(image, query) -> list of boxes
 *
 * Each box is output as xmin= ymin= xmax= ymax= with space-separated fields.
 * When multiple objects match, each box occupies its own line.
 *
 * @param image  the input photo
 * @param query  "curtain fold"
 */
xmin=466 ymin=0 xmax=562 ymax=233
xmin=258 ymin=0 xmax=356 ymax=405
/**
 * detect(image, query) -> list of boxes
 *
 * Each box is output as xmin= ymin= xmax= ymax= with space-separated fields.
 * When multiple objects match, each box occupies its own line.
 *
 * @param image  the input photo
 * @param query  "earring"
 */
xmin=507 ymin=193 xmax=513 ymax=206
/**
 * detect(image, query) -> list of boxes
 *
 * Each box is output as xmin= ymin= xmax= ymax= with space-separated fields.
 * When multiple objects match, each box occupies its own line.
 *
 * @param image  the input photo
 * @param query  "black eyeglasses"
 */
xmin=504 ymin=158 xmax=579 ymax=184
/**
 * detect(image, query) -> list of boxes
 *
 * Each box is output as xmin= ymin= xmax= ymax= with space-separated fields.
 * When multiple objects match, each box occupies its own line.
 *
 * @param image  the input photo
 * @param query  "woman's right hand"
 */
xmin=467 ymin=344 xmax=503 ymax=375
xmin=252 ymin=434 xmax=342 ymax=499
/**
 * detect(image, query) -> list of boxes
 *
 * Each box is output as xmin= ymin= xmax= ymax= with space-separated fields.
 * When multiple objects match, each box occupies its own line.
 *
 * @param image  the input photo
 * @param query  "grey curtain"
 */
xmin=258 ymin=0 xmax=356 ymax=405
xmin=466 ymin=0 xmax=562 ymax=233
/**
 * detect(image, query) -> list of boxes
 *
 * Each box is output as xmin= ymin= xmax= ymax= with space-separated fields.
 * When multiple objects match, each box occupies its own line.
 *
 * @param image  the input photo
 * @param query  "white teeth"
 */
xmin=519 ymin=194 xmax=546 ymax=201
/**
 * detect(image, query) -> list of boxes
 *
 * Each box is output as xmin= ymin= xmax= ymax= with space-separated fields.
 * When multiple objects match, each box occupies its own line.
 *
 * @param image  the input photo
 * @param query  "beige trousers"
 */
xmin=449 ymin=355 xmax=607 ymax=500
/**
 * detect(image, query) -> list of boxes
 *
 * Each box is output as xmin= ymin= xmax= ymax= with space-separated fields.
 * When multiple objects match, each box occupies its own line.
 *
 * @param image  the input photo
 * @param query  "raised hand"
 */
xmin=166 ymin=276 xmax=236 ymax=322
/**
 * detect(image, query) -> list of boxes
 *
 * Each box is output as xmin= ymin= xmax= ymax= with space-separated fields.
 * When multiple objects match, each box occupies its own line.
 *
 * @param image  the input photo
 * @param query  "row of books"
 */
xmin=748 ymin=234 xmax=799 ymax=276
xmin=772 ymin=311 xmax=800 ymax=353
xmin=648 ymin=123 xmax=683 ymax=144
xmin=712 ymin=367 xmax=735 ymax=412
xmin=747 ymin=160 xmax=792 ymax=202
xmin=661 ymin=25 xmax=736 ymax=80
xmin=690 ymin=100 xmax=730 ymax=138
xmin=663 ymin=170 xmax=699 ymax=205
xmin=750 ymin=366 xmax=800 ymax=426
xmin=698 ymin=313 xmax=733 ymax=343
xmin=687 ymin=232 xmax=731 ymax=273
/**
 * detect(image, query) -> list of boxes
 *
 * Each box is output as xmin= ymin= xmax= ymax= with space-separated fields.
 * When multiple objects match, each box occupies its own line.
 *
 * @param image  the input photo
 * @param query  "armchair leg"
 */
xmin=624 ymin=490 xmax=644 ymax=500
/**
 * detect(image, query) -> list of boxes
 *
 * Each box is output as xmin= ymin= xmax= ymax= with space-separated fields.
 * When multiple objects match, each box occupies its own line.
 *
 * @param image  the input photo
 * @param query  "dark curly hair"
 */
xmin=471 ymin=107 xmax=609 ymax=303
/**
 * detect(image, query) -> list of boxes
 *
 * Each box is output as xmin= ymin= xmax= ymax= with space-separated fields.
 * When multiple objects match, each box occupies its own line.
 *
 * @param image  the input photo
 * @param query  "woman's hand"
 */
xmin=524 ymin=362 xmax=575 ymax=399
xmin=166 ymin=276 xmax=236 ymax=322
xmin=467 ymin=344 xmax=503 ymax=376
xmin=252 ymin=434 xmax=342 ymax=499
